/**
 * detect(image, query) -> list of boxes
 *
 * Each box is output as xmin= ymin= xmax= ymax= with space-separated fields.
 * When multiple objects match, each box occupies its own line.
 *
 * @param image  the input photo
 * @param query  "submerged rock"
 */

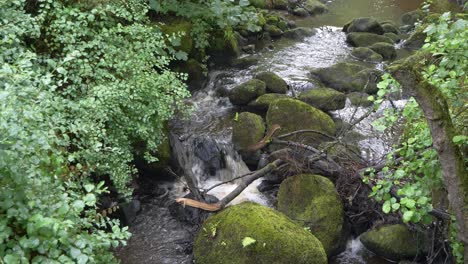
xmin=360 ymin=224 xmax=429 ymax=261
xmin=266 ymin=98 xmax=336 ymax=145
xmin=277 ymin=174 xmax=345 ymax=256
xmin=345 ymin=17 xmax=384 ymax=35
xmin=369 ymin=42 xmax=397 ymax=60
xmin=229 ymin=79 xmax=266 ymax=105
xmin=298 ymin=87 xmax=346 ymax=111
xmin=194 ymin=202 xmax=327 ymax=264
xmin=284 ymin=27 xmax=316 ymax=40
xmin=255 ymin=72 xmax=288 ymax=94
xmin=351 ymin=47 xmax=383 ymax=62
xmin=247 ymin=93 xmax=289 ymax=111
xmin=346 ymin=32 xmax=394 ymax=47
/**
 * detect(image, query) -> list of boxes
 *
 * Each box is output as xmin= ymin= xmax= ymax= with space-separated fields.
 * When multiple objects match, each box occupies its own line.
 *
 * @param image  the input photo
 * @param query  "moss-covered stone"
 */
xmin=277 ymin=20 xmax=289 ymax=31
xmin=298 ymin=88 xmax=346 ymax=111
xmin=351 ymin=47 xmax=383 ymax=62
xmin=255 ymin=72 xmax=288 ymax=94
xmin=304 ymin=0 xmax=328 ymax=15
xmin=346 ymin=32 xmax=394 ymax=47
xmin=159 ymin=20 xmax=193 ymax=54
xmin=283 ymin=27 xmax=316 ymax=40
xmin=348 ymin=92 xmax=373 ymax=107
xmin=266 ymin=98 xmax=336 ymax=145
xmin=278 ymin=174 xmax=344 ymax=256
xmin=346 ymin=17 xmax=384 ymax=35
xmin=369 ymin=42 xmax=396 ymax=60
xmin=247 ymin=93 xmax=289 ymax=111
xmin=264 ymin=24 xmax=283 ymax=37
xmin=292 ymin=7 xmax=309 ymax=17
xmin=360 ymin=224 xmax=429 ymax=261
xmin=381 ymin=22 xmax=400 ymax=34
xmin=401 ymin=10 xmax=423 ymax=26
xmin=232 ymin=112 xmax=265 ymax=151
xmin=403 ymin=28 xmax=426 ymax=50
xmin=231 ymin=56 xmax=259 ymax=69
xmin=229 ymin=79 xmax=266 ymax=105
xmin=272 ymin=0 xmax=289 ymax=10
xmin=353 ymin=68 xmax=382 ymax=94
xmin=194 ymin=202 xmax=327 ymax=264
xmin=384 ymin=32 xmax=401 ymax=43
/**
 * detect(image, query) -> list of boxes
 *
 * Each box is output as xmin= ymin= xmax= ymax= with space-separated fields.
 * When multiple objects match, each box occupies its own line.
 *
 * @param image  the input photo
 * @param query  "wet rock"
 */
xmin=194 ymin=202 xmax=327 ymax=264
xmin=347 ymin=92 xmax=373 ymax=107
xmin=346 ymin=32 xmax=394 ymax=47
xmin=257 ymin=180 xmax=278 ymax=192
xmin=298 ymin=87 xmax=346 ymax=111
xmin=266 ymin=98 xmax=336 ymax=145
xmin=293 ymin=7 xmax=309 ymax=17
xmin=264 ymin=24 xmax=284 ymax=37
xmin=287 ymin=20 xmax=297 ymax=29
xmin=232 ymin=112 xmax=265 ymax=151
xmin=119 ymin=199 xmax=141 ymax=225
xmin=255 ymin=72 xmax=288 ymax=94
xmin=231 ymin=56 xmax=259 ymax=69
xmin=360 ymin=224 xmax=429 ymax=261
xmin=283 ymin=27 xmax=317 ymax=40
xmin=401 ymin=10 xmax=423 ymax=26
xmin=369 ymin=42 xmax=397 ymax=60
xmin=353 ymin=68 xmax=382 ymax=94
xmin=278 ymin=174 xmax=345 ymax=256
xmin=272 ymin=0 xmax=289 ymax=10
xmin=381 ymin=22 xmax=400 ymax=34
xmin=384 ymin=32 xmax=401 ymax=43
xmin=351 ymin=47 xmax=383 ymax=62
xmin=304 ymin=0 xmax=328 ymax=15
xmin=247 ymin=93 xmax=289 ymax=111
xmin=242 ymin=44 xmax=256 ymax=54
xmin=176 ymin=59 xmax=206 ymax=91
xmin=193 ymin=136 xmax=225 ymax=176
xmin=229 ymin=79 xmax=266 ymax=105
xmin=169 ymin=193 xmax=219 ymax=224
xmin=345 ymin=17 xmax=384 ymax=35
xmin=403 ymin=28 xmax=426 ymax=50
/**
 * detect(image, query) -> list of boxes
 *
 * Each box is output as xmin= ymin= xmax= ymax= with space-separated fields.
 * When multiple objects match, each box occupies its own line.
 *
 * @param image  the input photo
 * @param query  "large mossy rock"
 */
xmin=266 ymin=98 xmax=335 ymax=145
xmin=345 ymin=17 xmax=384 ymax=35
xmin=346 ymin=32 xmax=394 ymax=47
xmin=369 ymin=42 xmax=396 ymax=61
xmin=248 ymin=93 xmax=289 ymax=111
xmin=403 ymin=28 xmax=426 ymax=50
xmin=264 ymin=24 xmax=284 ymax=37
xmin=381 ymin=22 xmax=400 ymax=34
xmin=351 ymin=47 xmax=383 ymax=62
xmin=304 ymin=0 xmax=328 ymax=15
xmin=229 ymin=79 xmax=266 ymax=105
xmin=293 ymin=7 xmax=310 ymax=17
xmin=193 ymin=202 xmax=328 ymax=264
xmin=310 ymin=62 xmax=381 ymax=94
xmin=232 ymin=112 xmax=265 ymax=151
xmin=255 ymin=72 xmax=288 ymax=94
xmin=278 ymin=174 xmax=344 ymax=256
xmin=360 ymin=224 xmax=429 ymax=261
xmin=298 ymin=87 xmax=346 ymax=111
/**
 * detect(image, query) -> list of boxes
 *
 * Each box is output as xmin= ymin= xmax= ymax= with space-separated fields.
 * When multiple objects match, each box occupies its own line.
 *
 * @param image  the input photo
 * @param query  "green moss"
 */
xmin=383 ymin=32 xmax=401 ymax=43
xmin=346 ymin=17 xmax=384 ymax=35
xmin=194 ymin=202 xmax=327 ymax=264
xmin=264 ymin=24 xmax=283 ymax=37
xmin=232 ymin=112 xmax=265 ymax=150
xmin=266 ymin=98 xmax=336 ymax=145
xmin=159 ymin=20 xmax=193 ymax=54
xmin=298 ymin=87 xmax=346 ymax=111
xmin=255 ymin=72 xmax=288 ymax=94
xmin=247 ymin=93 xmax=289 ymax=111
xmin=229 ymin=79 xmax=266 ymax=105
xmin=369 ymin=42 xmax=396 ymax=61
xmin=360 ymin=224 xmax=429 ymax=261
xmin=209 ymin=31 xmax=241 ymax=58
xmin=381 ymin=22 xmax=399 ymax=34
xmin=346 ymin=32 xmax=394 ymax=47
xmin=351 ymin=47 xmax=383 ymax=62
xmin=277 ymin=174 xmax=344 ymax=256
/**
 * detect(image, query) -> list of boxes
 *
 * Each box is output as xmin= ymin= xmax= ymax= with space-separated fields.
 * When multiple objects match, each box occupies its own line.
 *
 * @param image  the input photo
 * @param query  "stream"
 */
xmin=116 ymin=0 xmax=423 ymax=263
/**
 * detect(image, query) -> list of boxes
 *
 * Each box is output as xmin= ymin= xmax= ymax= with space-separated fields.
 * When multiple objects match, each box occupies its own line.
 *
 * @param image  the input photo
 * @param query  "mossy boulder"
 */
xmin=264 ymin=24 xmax=284 ymax=37
xmin=229 ymin=79 xmax=266 ymax=105
xmin=403 ymin=28 xmax=426 ymax=50
xmin=351 ymin=47 xmax=383 ymax=62
xmin=159 ymin=20 xmax=193 ymax=54
xmin=266 ymin=98 xmax=336 ymax=145
xmin=284 ymin=27 xmax=316 ymax=40
xmin=298 ymin=88 xmax=346 ymax=111
xmin=272 ymin=0 xmax=289 ymax=10
xmin=401 ymin=10 xmax=423 ymax=26
xmin=346 ymin=32 xmax=394 ymax=47
xmin=247 ymin=93 xmax=289 ymax=111
xmin=292 ymin=7 xmax=310 ymax=17
xmin=255 ymin=72 xmax=288 ymax=94
xmin=348 ymin=92 xmax=373 ymax=107
xmin=381 ymin=22 xmax=400 ymax=34
xmin=304 ymin=0 xmax=328 ymax=15
xmin=369 ymin=42 xmax=396 ymax=60
xmin=384 ymin=32 xmax=401 ymax=43
xmin=311 ymin=62 xmax=380 ymax=94
xmin=278 ymin=174 xmax=344 ymax=256
xmin=346 ymin=17 xmax=384 ymax=35
xmin=232 ymin=112 xmax=265 ymax=151
xmin=360 ymin=224 xmax=429 ymax=261
xmin=193 ymin=202 xmax=328 ymax=264
xmin=231 ymin=56 xmax=259 ymax=69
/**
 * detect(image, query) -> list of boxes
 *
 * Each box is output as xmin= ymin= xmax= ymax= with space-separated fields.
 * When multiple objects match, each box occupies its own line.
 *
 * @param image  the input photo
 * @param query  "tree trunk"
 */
xmin=390 ymin=54 xmax=468 ymax=256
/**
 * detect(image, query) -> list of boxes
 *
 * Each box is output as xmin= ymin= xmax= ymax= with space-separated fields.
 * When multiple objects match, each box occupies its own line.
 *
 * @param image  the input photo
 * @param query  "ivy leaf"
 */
xmin=242 ymin=237 xmax=256 ymax=248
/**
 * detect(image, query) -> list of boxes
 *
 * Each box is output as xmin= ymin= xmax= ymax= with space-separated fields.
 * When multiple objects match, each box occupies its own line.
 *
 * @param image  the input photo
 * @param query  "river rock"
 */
xmin=209 ymin=31 xmax=241 ymax=59
xmin=272 ymin=0 xmax=289 ymax=10
xmin=304 ymin=0 xmax=328 ymax=15
xmin=401 ymin=10 xmax=423 ymax=26
xmin=346 ymin=32 xmax=394 ymax=47
xmin=176 ymin=58 xmax=206 ymax=91
xmin=381 ymin=21 xmax=400 ymax=34
xmin=284 ymin=27 xmax=316 ymax=40
xmin=255 ymin=72 xmax=288 ymax=94
xmin=311 ymin=62 xmax=380 ymax=94
xmin=194 ymin=202 xmax=327 ymax=264
xmin=403 ymin=28 xmax=426 ymax=50
xmin=351 ymin=47 xmax=383 ymax=62
xmin=346 ymin=17 xmax=384 ymax=35
xmin=264 ymin=24 xmax=284 ymax=37
xmin=247 ymin=93 xmax=289 ymax=111
xmin=232 ymin=112 xmax=265 ymax=151
xmin=193 ymin=136 xmax=225 ymax=177
xmin=369 ymin=42 xmax=397 ymax=60
xmin=348 ymin=92 xmax=373 ymax=107
xmin=298 ymin=87 xmax=346 ymax=111
xmin=249 ymin=0 xmax=268 ymax=8
xmin=266 ymin=98 xmax=336 ymax=145
xmin=360 ymin=224 xmax=429 ymax=261
xmin=278 ymin=174 xmax=345 ymax=256
xmin=231 ymin=56 xmax=259 ymax=69
xmin=292 ymin=7 xmax=309 ymax=17
xmin=229 ymin=79 xmax=266 ymax=105
xmin=384 ymin=32 xmax=401 ymax=43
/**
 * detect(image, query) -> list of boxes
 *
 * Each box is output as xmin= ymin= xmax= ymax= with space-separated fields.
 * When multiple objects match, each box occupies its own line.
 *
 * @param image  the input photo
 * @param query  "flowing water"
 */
xmin=116 ymin=0 xmax=422 ymax=263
